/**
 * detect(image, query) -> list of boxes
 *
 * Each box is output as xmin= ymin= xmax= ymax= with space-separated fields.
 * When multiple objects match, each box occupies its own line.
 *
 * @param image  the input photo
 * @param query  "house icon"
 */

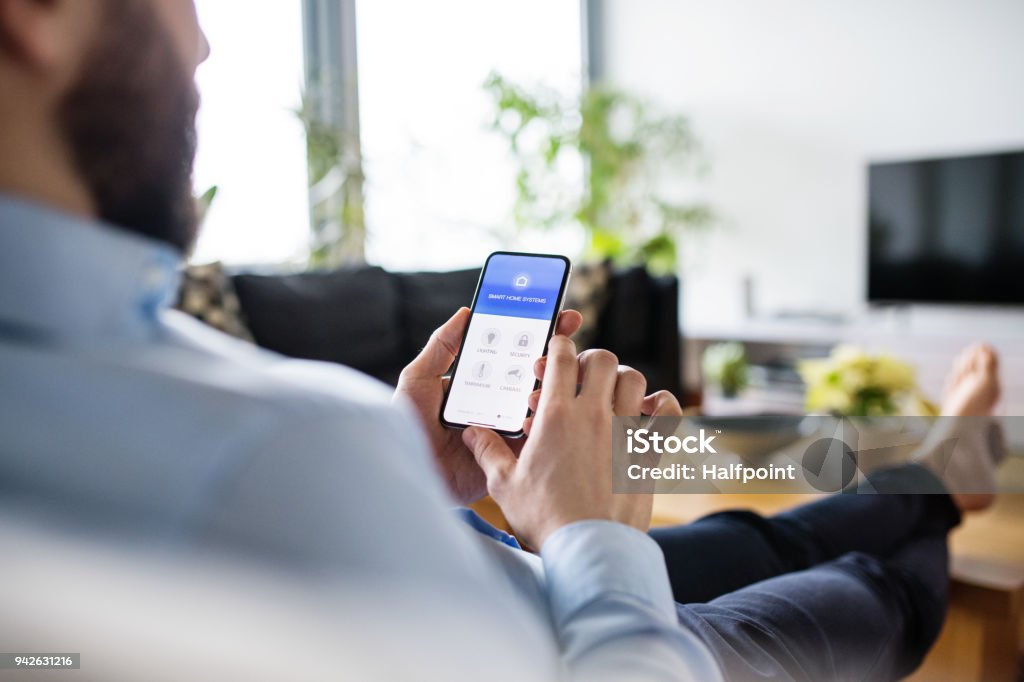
xmin=513 ymin=274 xmax=529 ymax=288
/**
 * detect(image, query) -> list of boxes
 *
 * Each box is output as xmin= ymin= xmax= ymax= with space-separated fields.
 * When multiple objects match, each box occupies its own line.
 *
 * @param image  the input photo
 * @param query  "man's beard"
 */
xmin=58 ymin=0 xmax=200 ymax=254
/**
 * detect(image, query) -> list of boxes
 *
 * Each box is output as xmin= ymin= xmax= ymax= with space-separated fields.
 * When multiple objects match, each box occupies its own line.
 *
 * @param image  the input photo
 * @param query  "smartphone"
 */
xmin=440 ymin=251 xmax=572 ymax=437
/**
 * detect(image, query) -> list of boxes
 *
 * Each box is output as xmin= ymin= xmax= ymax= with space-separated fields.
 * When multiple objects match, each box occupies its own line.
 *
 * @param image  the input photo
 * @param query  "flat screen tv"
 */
xmin=868 ymin=149 xmax=1024 ymax=306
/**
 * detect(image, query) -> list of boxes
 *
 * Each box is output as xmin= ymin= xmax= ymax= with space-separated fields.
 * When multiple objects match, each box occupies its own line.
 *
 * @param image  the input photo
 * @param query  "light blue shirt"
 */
xmin=0 ymin=194 xmax=719 ymax=681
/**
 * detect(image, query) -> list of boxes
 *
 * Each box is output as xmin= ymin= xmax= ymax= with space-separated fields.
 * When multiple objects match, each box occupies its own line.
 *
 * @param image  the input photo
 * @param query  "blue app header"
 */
xmin=474 ymin=254 xmax=567 ymax=321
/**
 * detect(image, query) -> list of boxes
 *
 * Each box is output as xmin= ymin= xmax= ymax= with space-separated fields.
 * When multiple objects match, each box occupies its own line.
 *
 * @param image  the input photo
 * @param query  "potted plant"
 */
xmin=484 ymin=72 xmax=712 ymax=274
xmin=702 ymin=341 xmax=750 ymax=399
xmin=797 ymin=346 xmax=937 ymax=417
xmin=798 ymin=346 xmax=938 ymax=463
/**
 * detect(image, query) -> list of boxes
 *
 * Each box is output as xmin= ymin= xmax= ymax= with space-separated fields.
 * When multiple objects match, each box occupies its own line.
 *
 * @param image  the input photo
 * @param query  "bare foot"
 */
xmin=917 ymin=344 xmax=1004 ymax=512
xmin=941 ymin=343 xmax=1001 ymax=417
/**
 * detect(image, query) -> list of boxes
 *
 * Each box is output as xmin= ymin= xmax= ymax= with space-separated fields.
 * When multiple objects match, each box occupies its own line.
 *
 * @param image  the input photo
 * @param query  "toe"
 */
xmin=979 ymin=344 xmax=999 ymax=374
xmin=955 ymin=348 xmax=973 ymax=379
xmin=947 ymin=348 xmax=972 ymax=389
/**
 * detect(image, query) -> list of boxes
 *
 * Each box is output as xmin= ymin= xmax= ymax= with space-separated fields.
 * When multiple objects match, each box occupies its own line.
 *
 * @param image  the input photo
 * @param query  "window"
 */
xmin=190 ymin=1 xmax=309 ymax=265
xmin=356 ymin=0 xmax=584 ymax=271
xmin=190 ymin=1 xmax=584 ymax=270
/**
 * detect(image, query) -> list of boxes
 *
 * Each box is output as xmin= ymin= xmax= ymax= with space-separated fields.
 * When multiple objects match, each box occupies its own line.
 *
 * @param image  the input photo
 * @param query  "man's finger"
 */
xmin=577 ymin=348 xmax=619 ymax=403
xmin=613 ymin=366 xmax=647 ymax=416
xmin=533 ymin=355 xmax=547 ymax=382
xmin=641 ymin=391 xmax=685 ymax=446
xmin=527 ymin=387 xmax=542 ymax=412
xmin=533 ymin=310 xmax=582 ymax=382
xmin=538 ymin=335 xmax=579 ymax=404
xmin=642 ymin=390 xmax=684 ymax=417
xmin=555 ymin=309 xmax=583 ymax=338
xmin=534 ymin=355 xmax=583 ymax=384
xmin=400 ymin=308 xmax=470 ymax=381
xmin=463 ymin=427 xmax=516 ymax=490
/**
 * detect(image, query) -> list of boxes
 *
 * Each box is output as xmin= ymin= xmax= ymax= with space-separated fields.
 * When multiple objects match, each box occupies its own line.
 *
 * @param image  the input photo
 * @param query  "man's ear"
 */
xmin=0 ymin=0 xmax=95 ymax=73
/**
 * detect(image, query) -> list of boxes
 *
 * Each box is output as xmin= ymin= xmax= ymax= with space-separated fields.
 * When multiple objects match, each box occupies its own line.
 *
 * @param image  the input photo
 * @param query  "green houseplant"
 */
xmin=484 ymin=72 xmax=712 ymax=273
xmin=296 ymin=85 xmax=366 ymax=269
xmin=702 ymin=342 xmax=750 ymax=398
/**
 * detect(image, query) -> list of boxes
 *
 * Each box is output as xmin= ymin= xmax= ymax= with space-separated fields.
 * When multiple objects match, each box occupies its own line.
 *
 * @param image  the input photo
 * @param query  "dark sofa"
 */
xmin=224 ymin=265 xmax=682 ymax=395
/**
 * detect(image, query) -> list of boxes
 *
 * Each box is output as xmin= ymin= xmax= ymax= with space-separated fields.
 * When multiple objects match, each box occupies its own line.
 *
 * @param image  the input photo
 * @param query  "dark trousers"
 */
xmin=650 ymin=464 xmax=961 ymax=682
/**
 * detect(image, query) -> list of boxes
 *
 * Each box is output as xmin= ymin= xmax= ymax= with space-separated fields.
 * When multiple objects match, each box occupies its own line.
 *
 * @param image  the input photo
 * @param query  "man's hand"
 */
xmin=394 ymin=307 xmax=583 ymax=505
xmin=461 ymin=334 xmax=683 ymax=549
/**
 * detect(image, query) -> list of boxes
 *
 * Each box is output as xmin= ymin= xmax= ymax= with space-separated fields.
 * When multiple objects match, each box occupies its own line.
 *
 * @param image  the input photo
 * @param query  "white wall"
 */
xmin=600 ymin=0 xmax=1024 ymax=331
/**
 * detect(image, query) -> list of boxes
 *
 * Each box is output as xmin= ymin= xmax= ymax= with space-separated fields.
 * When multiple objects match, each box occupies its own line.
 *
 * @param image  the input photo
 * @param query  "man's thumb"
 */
xmin=463 ymin=427 xmax=515 ymax=485
xmin=401 ymin=308 xmax=469 ymax=381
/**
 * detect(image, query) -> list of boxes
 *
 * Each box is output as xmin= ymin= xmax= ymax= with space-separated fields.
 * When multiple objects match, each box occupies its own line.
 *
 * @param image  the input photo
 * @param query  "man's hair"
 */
xmin=59 ymin=0 xmax=200 ymax=253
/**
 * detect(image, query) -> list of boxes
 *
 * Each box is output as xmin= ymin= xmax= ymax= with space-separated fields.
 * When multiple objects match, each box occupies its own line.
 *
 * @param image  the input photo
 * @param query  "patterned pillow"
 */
xmin=176 ymin=262 xmax=255 ymax=342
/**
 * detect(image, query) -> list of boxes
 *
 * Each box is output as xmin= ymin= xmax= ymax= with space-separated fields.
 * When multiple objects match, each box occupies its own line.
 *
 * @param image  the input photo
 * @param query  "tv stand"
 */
xmin=684 ymin=306 xmax=1024 ymax=416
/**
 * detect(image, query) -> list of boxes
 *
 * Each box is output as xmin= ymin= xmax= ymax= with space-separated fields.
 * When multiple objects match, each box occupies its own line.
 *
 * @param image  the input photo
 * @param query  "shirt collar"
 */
xmin=0 ymin=193 xmax=183 ymax=341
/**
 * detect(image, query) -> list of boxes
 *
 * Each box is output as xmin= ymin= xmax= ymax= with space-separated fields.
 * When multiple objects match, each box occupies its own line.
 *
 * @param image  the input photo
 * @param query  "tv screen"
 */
xmin=868 ymin=149 xmax=1024 ymax=305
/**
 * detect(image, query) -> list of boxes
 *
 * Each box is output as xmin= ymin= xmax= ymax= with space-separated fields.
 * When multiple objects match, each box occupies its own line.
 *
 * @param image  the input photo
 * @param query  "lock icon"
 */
xmin=517 ymin=333 xmax=530 ymax=348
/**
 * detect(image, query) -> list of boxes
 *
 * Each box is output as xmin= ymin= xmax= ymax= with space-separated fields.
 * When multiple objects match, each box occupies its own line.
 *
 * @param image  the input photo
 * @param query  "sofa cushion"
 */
xmin=231 ymin=267 xmax=403 ymax=374
xmin=394 ymin=268 xmax=481 ymax=362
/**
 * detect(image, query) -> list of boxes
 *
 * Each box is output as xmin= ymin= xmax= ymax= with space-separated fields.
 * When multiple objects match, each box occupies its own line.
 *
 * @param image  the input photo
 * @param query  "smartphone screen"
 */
xmin=441 ymin=251 xmax=572 ymax=437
